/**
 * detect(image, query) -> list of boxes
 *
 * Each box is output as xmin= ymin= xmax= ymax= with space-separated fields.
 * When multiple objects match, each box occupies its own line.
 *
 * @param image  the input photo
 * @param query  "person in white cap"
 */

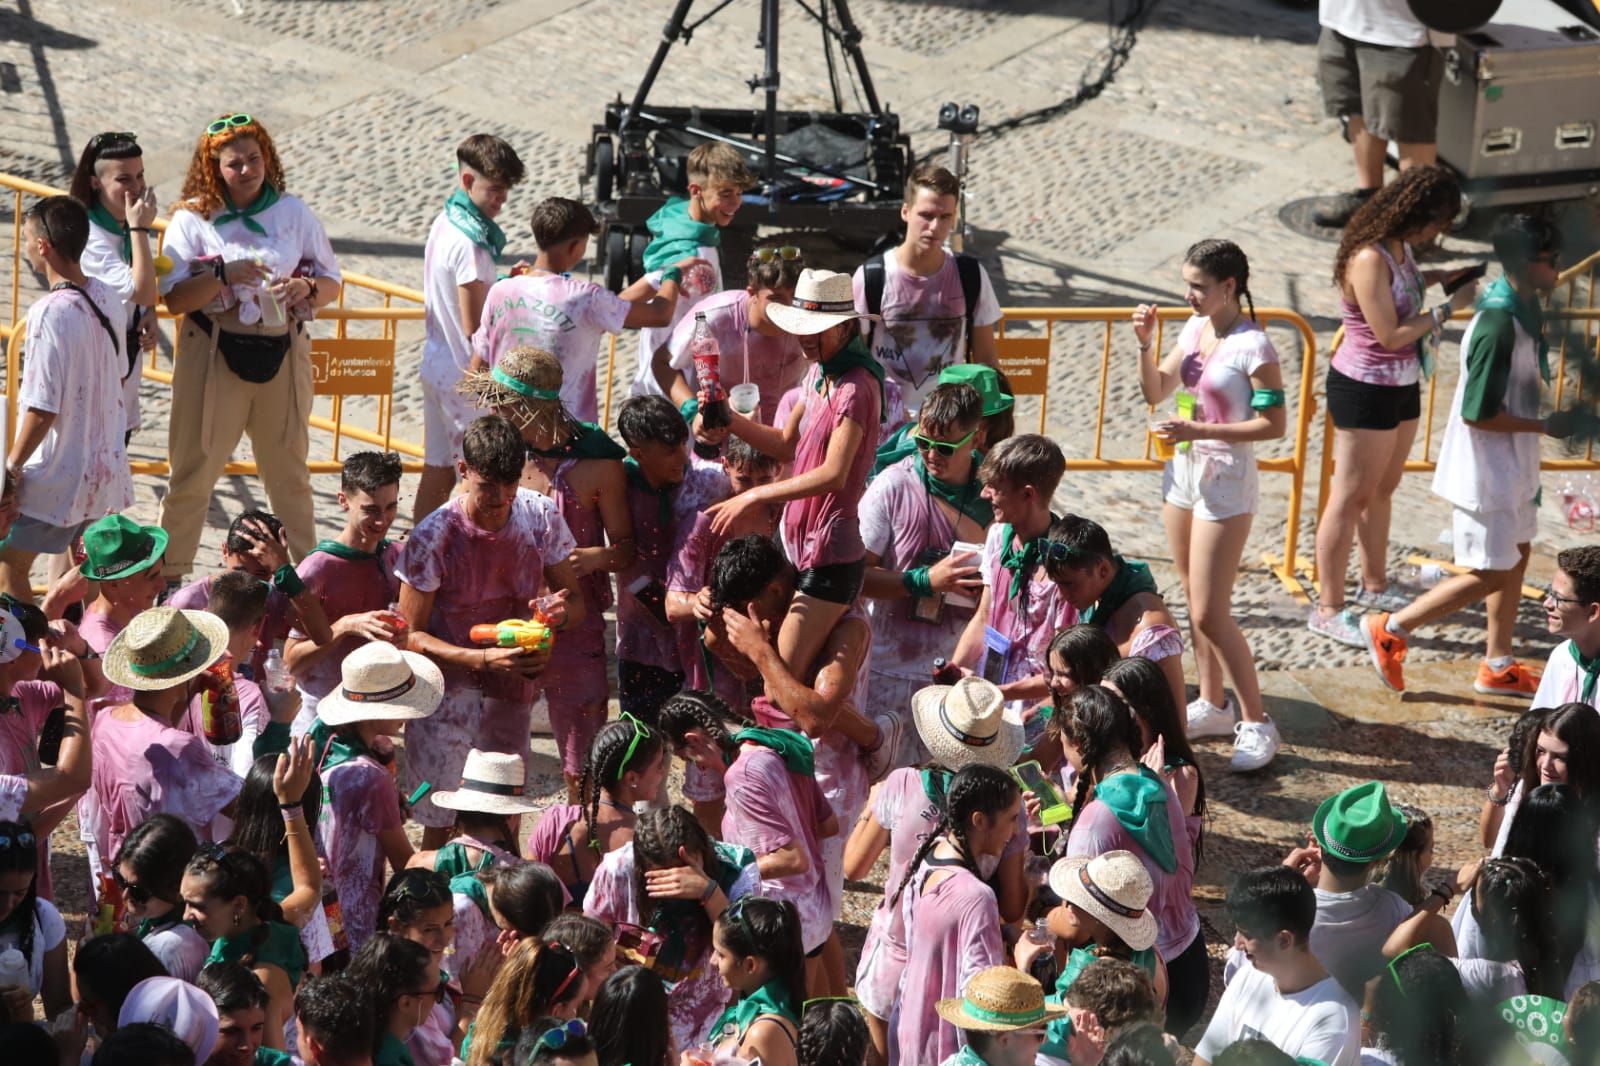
xmin=706 ymin=267 xmax=885 ymax=683
xmin=307 ymin=640 xmax=443 ymax=952
xmin=117 ymin=974 xmax=221 ymax=1061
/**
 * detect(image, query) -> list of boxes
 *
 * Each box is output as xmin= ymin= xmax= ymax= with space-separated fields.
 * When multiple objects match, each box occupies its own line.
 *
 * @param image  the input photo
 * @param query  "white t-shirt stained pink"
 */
xmin=422 ymin=211 xmax=496 ymax=392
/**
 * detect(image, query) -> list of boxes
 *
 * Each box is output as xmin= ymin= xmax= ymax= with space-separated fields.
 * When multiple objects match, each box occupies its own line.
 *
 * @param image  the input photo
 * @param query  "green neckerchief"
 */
xmin=534 ymin=421 xmax=627 ymax=461
xmin=706 ymin=978 xmax=800 ymax=1045
xmin=949 ymin=1046 xmax=987 ymax=1066
xmin=87 ymin=200 xmax=131 ymax=264
xmin=255 ymin=1047 xmax=294 ymax=1066
xmin=206 ymin=920 xmax=307 ymax=988
xmin=136 ymin=909 xmax=183 ymax=939
xmin=1041 ymin=944 xmax=1158 ymax=1057
xmin=624 ymin=457 xmax=674 ymax=529
xmin=434 ymin=839 xmax=497 ymax=880
xmin=732 ymin=727 xmax=815 ymax=776
xmin=1572 ymin=641 xmax=1600 ymax=705
xmin=872 ymin=423 xmax=916 ymax=477
xmin=814 ymin=336 xmax=887 ymax=422
xmin=921 ymin=767 xmax=951 ymax=809
xmin=212 ymin=183 xmax=281 ymax=237
xmin=915 ymin=450 xmax=992 ymax=526
xmin=642 ymin=197 xmax=721 ymax=272
xmin=1080 ymin=556 xmax=1159 ymax=628
xmin=308 ymin=718 xmax=373 ymax=774
xmin=1093 ymin=766 xmax=1178 ymax=874
xmin=443 ymin=187 xmax=506 ymax=260
xmin=998 ymin=518 xmax=1056 ymax=603
xmin=1478 ymin=274 xmax=1551 ymax=384
xmin=309 ymin=537 xmax=391 ymax=562
xmin=375 ymin=1031 xmax=417 ymax=1066
xmin=450 ymin=871 xmax=492 ymax=920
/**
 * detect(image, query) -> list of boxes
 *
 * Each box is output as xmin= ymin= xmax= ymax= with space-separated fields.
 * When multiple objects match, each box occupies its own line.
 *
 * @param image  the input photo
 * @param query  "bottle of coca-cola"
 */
xmin=689 ymin=313 xmax=729 ymax=430
xmin=198 ymin=661 xmax=243 ymax=746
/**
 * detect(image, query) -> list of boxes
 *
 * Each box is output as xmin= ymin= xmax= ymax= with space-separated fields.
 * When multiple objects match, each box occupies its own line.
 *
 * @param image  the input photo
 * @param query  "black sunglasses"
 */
xmin=112 ymin=867 xmax=154 ymax=905
xmin=90 ymin=132 xmax=138 ymax=156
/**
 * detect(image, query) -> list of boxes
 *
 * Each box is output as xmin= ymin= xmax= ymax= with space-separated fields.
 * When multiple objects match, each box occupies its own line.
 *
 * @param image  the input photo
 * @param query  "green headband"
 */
xmin=127 ymin=626 xmax=202 ymax=677
xmin=490 ymin=365 xmax=561 ymax=402
xmin=958 ymin=1000 xmax=1049 ymax=1027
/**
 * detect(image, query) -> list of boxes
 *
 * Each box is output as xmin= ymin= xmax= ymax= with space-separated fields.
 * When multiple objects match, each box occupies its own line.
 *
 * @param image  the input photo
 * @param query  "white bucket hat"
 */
xmin=101 ymin=606 xmax=229 ymax=691
xmin=430 ymin=749 xmax=541 ymax=815
xmin=764 ymin=268 xmax=879 ymax=336
xmin=1049 ymin=850 xmax=1158 ymax=952
xmin=912 ymin=676 xmax=1024 ymax=771
xmin=316 ymin=641 xmax=445 ymax=726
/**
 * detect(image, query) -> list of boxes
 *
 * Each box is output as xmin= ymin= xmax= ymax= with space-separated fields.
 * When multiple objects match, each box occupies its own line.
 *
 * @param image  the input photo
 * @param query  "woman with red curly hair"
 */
xmin=1309 ymin=165 xmax=1477 ymax=649
xmin=157 ymin=113 xmax=340 ymax=580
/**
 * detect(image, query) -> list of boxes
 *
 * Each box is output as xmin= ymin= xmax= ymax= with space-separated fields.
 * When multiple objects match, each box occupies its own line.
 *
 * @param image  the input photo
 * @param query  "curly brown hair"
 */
xmin=173 ymin=116 xmax=287 ymax=217
xmin=1333 ymin=165 xmax=1461 ymax=287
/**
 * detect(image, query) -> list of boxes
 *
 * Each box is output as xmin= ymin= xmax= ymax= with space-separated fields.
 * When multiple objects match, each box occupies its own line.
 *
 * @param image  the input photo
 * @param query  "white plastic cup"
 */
xmin=729 ymin=382 xmax=760 ymax=417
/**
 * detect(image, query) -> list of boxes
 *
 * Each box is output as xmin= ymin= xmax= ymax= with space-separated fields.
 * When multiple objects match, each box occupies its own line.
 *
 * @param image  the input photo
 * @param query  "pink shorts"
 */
xmin=404 ymin=687 xmax=533 ymax=828
xmin=539 ymin=621 xmax=610 ymax=777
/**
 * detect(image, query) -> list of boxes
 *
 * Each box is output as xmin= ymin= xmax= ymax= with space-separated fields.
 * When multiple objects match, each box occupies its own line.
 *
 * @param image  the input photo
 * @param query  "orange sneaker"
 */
xmin=1362 ymin=612 xmax=1408 ymax=692
xmin=1474 ymin=660 xmax=1542 ymax=695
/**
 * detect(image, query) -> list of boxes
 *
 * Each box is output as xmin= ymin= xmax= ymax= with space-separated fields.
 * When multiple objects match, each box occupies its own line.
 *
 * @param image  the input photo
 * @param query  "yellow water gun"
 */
xmin=469 ymin=617 xmax=553 ymax=653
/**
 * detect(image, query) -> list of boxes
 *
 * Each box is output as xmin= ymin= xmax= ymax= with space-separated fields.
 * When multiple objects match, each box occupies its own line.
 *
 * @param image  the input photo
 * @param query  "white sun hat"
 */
xmin=315 ymin=641 xmax=444 ymax=726
xmin=763 ymin=268 xmax=880 ymax=336
xmin=429 ymin=749 xmax=541 ymax=815
xmin=911 ymin=676 xmax=1025 ymax=771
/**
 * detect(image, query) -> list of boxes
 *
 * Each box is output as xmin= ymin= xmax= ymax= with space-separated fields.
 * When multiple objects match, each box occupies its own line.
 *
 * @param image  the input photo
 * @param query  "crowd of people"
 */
xmin=0 ymin=106 xmax=1591 ymax=1066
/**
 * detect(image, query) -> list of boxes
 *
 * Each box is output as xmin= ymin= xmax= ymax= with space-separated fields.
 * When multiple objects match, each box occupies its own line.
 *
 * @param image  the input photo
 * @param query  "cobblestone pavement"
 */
xmin=4 ymin=0 xmax=1598 ymax=1028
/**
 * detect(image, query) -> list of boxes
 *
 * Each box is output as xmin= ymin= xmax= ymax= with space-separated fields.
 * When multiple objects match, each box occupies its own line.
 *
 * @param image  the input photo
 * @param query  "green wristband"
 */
xmin=679 ymin=397 xmax=700 ymax=424
xmin=903 ymin=566 xmax=934 ymax=598
xmin=272 ymin=564 xmax=306 ymax=597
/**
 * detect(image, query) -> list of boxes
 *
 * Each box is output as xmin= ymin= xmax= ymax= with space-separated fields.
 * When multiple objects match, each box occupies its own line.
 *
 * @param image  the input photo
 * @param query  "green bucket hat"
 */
xmin=1499 ymin=995 xmax=1568 ymax=1059
xmin=1311 ymin=781 xmax=1407 ymax=864
xmin=938 ymin=363 xmax=1014 ymax=416
xmin=79 ymin=514 xmax=168 ymax=582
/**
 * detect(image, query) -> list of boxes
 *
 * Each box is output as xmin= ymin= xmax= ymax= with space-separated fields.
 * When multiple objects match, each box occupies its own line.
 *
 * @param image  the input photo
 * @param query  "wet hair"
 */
xmin=468 ymin=940 xmax=586 ymax=1066
xmin=591 ymin=965 xmax=671 ymax=1066
xmin=463 ymin=414 xmax=529 ymax=484
xmin=69 ymin=132 xmax=143 ymax=207
xmin=798 ymin=999 xmax=870 ymax=1066
xmin=1505 ymin=782 xmax=1600 ymax=991
xmin=348 ymin=933 xmax=434 ymax=1043
xmin=617 ymin=395 xmax=688 ymax=449
xmin=115 ymin=813 xmax=198 ymax=906
xmin=224 ymin=509 xmax=284 ymax=556
xmin=0 ymin=820 xmax=40 ymax=963
xmin=73 ymin=933 xmax=166 ymax=1021
xmin=377 ymin=867 xmax=453 ymax=930
xmin=1492 ymin=212 xmax=1562 ymax=274
xmin=175 ymin=116 xmax=287 ymax=218
xmin=658 ymin=688 xmax=752 ymax=764
xmin=890 ymin=763 xmax=1020 ymax=907
xmin=294 ymin=974 xmax=374 ymax=1062
xmin=1569 ymin=981 xmax=1600 ymax=1062
xmin=1521 ymin=703 xmax=1600 ymax=803
xmin=747 ymin=248 xmax=806 ymax=292
xmin=918 ymin=383 xmax=983 ymax=437
xmin=686 ymin=142 xmax=755 ymax=190
xmin=91 ymin=1021 xmax=196 ymax=1066
xmin=977 ymin=433 xmax=1064 ymax=499
xmin=1227 ymin=865 xmax=1317 ymax=945
xmin=531 ymin=197 xmax=597 ymax=250
xmin=1058 ymin=686 xmax=1143 ymax=826
xmin=715 ymin=896 xmax=807 ymax=1014
xmin=480 ymin=862 xmax=565 ymax=937
xmin=341 ymin=450 xmax=403 ymax=496
xmin=206 ymin=568 xmax=269 ymax=632
xmin=1065 ymin=957 xmax=1161 ymax=1034
xmin=184 ymin=844 xmax=287 ymax=952
xmin=26 ymin=195 xmax=90 ymax=261
xmin=905 ymin=162 xmax=961 ymax=203
xmin=228 ymin=754 xmax=321 ymax=869
xmin=1103 ymin=656 xmax=1206 ymax=863
xmin=197 ymin=959 xmax=268 ymax=1014
xmin=1473 ymin=856 xmax=1559 ymax=998
xmin=457 ymin=133 xmax=526 ymax=187
xmin=516 ymin=1015 xmax=598 ymax=1066
xmin=1334 ymin=165 xmax=1461 ymax=287
xmin=1213 ymin=1040 xmax=1297 ymax=1066
xmin=1042 ymin=513 xmax=1116 ymax=579
xmin=1185 ymin=238 xmax=1257 ymax=322
xmin=582 ymin=717 xmax=665 ymax=851
xmin=1368 ymin=946 xmax=1488 ymax=1066
xmin=709 ymin=533 xmax=791 ymax=610
xmin=1379 ymin=803 xmax=1434 ymax=906
xmin=725 ymin=435 xmax=778 ymax=474
xmin=632 ymin=806 xmax=718 ymax=951
xmin=1101 ymin=1021 xmax=1177 ymax=1066
xmin=542 ymin=912 xmax=614 ymax=975
xmin=1559 ymin=546 xmax=1600 ymax=606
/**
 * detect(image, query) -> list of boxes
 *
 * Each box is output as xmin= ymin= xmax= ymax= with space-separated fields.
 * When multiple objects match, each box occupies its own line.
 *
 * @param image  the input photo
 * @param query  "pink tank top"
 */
xmin=1332 ymin=242 xmax=1423 ymax=388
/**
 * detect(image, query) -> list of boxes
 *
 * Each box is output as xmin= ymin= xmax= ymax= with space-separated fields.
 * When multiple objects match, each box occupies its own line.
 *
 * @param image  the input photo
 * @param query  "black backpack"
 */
xmin=861 ymin=252 xmax=983 ymax=360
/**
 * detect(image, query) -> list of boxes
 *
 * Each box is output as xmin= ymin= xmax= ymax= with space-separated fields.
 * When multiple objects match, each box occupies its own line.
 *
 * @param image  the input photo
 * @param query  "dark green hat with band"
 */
xmin=79 ymin=514 xmax=168 ymax=582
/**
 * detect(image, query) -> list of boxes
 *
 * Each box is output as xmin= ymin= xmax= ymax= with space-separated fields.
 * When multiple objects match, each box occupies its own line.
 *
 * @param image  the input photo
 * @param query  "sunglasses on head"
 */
xmin=544 ymin=941 xmax=583 ymax=1002
xmin=617 ymin=711 xmax=654 ymax=776
xmin=90 ymin=132 xmax=137 ymax=154
xmin=205 ymin=114 xmax=253 ymax=137
xmin=534 ymin=1018 xmax=587 ymax=1053
xmin=912 ymin=426 xmax=977 ymax=457
xmin=1385 ymin=942 xmax=1434 ymax=997
xmin=751 ymin=245 xmax=800 ymax=264
xmin=0 ymin=827 xmax=36 ymax=850
xmin=194 ymin=841 xmax=229 ymax=864
xmin=111 ymin=867 xmax=155 ymax=905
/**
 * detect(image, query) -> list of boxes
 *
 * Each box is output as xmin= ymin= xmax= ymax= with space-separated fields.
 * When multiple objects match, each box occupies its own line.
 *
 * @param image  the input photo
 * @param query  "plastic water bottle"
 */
xmin=1401 ymin=563 xmax=1445 ymax=590
xmin=263 ymin=648 xmax=293 ymax=696
xmin=0 ymin=947 xmax=28 ymax=990
xmin=689 ymin=313 xmax=729 ymax=430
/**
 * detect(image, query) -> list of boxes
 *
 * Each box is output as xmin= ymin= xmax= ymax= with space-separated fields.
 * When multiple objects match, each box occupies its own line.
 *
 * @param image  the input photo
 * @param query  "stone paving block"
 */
xmin=168 ymin=0 xmax=517 ymax=58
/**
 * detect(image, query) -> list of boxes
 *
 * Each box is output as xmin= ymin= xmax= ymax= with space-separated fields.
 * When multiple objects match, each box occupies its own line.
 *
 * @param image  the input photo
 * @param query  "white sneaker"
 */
xmin=865 ymin=712 xmax=904 ymax=784
xmin=1307 ymin=605 xmax=1366 ymax=648
xmin=1187 ymin=696 xmax=1235 ymax=739
xmin=1231 ymin=718 xmax=1281 ymax=773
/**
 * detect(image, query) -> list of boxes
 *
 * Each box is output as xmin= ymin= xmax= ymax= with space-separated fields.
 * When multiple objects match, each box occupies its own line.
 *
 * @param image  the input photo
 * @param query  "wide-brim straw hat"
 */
xmin=431 ymin=748 xmax=540 ymax=815
xmin=457 ymin=345 xmax=573 ymax=432
xmin=101 ymin=606 xmax=229 ymax=691
xmin=912 ymin=676 xmax=1024 ymax=771
xmin=764 ymin=268 xmax=879 ymax=336
xmin=1049 ymin=851 xmax=1158 ymax=952
xmin=316 ymin=641 xmax=445 ymax=726
xmin=935 ymin=965 xmax=1067 ymax=1032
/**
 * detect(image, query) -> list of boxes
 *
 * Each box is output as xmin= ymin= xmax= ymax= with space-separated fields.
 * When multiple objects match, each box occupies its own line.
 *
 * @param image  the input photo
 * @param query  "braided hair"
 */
xmin=0 ymin=820 xmax=40 ymax=969
xmin=582 ymin=717 xmax=665 ymax=851
xmin=658 ymin=689 xmax=750 ymax=763
xmin=798 ymin=1000 xmax=870 ymax=1066
xmin=890 ymin=763 xmax=1020 ymax=908
xmin=632 ymin=806 xmax=717 ymax=946
xmin=1185 ymin=238 xmax=1257 ymax=323
xmin=1059 ymin=686 xmax=1142 ymax=827
xmin=1474 ymin=856 xmax=1559 ymax=997
xmin=715 ymin=896 xmax=807 ymax=1015
xmin=184 ymin=844 xmax=286 ymax=960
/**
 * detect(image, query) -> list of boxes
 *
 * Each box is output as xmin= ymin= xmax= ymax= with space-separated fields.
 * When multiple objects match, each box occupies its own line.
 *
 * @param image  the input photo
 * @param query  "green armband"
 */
xmin=903 ymin=566 xmax=934 ymax=598
xmin=1250 ymin=388 xmax=1285 ymax=411
xmin=272 ymin=564 xmax=306 ymax=597
xmin=679 ymin=397 xmax=700 ymax=424
xmin=660 ymin=266 xmax=683 ymax=286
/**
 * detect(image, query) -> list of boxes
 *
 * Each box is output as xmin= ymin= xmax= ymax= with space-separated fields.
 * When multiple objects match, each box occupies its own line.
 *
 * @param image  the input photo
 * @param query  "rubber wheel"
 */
xmin=628 ymin=229 xmax=648 ymax=285
xmin=594 ymin=137 xmax=615 ymax=204
xmin=604 ymin=227 xmax=628 ymax=293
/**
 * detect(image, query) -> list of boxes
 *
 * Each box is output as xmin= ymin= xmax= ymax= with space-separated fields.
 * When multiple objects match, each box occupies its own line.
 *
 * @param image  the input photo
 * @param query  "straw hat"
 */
xmin=118 ymin=976 xmax=220 ymax=1058
xmin=764 ymin=268 xmax=879 ymax=336
xmin=1311 ymin=780 xmax=1408 ymax=864
xmin=935 ymin=965 xmax=1066 ymax=1033
xmin=457 ymin=345 xmax=572 ymax=434
xmin=430 ymin=749 xmax=540 ymax=815
xmin=316 ymin=641 xmax=444 ymax=726
xmin=912 ymin=676 xmax=1024 ymax=771
xmin=1048 ymin=851 xmax=1158 ymax=952
xmin=101 ymin=606 xmax=229 ymax=691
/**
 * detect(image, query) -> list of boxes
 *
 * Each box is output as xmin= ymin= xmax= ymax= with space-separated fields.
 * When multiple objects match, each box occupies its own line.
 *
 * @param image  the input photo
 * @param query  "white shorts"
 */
xmin=421 ymin=374 xmax=482 ymax=468
xmin=1452 ymin=499 xmax=1537 ymax=572
xmin=1162 ymin=448 xmax=1258 ymax=522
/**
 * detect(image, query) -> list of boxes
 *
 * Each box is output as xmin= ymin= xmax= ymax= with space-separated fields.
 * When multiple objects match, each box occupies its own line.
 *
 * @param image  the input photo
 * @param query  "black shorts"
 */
xmin=1326 ymin=366 xmax=1421 ymax=431
xmin=794 ymin=559 xmax=867 ymax=605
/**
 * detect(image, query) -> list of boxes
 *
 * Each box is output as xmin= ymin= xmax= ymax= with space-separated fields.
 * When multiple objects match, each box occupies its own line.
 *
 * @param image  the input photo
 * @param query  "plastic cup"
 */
xmin=1149 ymin=425 xmax=1176 ymax=461
xmin=685 ymin=1045 xmax=717 ymax=1066
xmin=729 ymin=382 xmax=760 ymax=417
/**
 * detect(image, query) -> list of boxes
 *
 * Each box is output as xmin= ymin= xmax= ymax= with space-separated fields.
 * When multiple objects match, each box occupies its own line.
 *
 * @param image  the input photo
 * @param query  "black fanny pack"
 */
xmin=190 ymin=310 xmax=293 ymax=383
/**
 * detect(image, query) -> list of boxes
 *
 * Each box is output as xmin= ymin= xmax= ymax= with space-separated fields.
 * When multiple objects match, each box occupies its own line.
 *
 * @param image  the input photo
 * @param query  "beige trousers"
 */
xmin=159 ymin=314 xmax=316 ymax=576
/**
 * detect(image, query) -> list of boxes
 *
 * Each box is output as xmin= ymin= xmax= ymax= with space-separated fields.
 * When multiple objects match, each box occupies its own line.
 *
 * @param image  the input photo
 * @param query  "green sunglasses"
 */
xmin=618 ymin=711 xmax=653 ymax=775
xmin=206 ymin=114 xmax=254 ymax=137
xmin=912 ymin=426 xmax=977 ymax=457
xmin=1386 ymin=941 xmax=1434 ymax=997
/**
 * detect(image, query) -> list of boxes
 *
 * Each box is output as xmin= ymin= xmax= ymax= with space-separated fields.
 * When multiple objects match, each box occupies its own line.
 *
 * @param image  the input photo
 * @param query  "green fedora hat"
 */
xmin=79 ymin=514 xmax=168 ymax=582
xmin=939 ymin=363 xmax=1014 ymax=416
xmin=1311 ymin=780 xmax=1408 ymax=864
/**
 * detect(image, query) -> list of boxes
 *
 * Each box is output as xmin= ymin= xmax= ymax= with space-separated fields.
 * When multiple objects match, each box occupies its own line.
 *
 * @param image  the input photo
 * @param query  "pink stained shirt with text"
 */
xmin=289 ymin=543 xmax=403 ymax=700
xmin=782 ymin=364 xmax=881 ymax=570
xmin=894 ymin=863 xmax=1005 ymax=1066
xmin=316 ymin=753 xmax=403 ymax=952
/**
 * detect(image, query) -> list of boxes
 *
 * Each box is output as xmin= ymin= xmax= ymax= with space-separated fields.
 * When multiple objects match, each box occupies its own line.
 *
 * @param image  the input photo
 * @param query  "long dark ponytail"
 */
xmin=1103 ymin=656 xmax=1206 ymax=865
xmin=889 ymin=764 xmax=1020 ymax=908
xmin=1059 ymin=686 xmax=1142 ymax=827
xmin=582 ymin=717 xmax=664 ymax=851
xmin=715 ymin=896 xmax=807 ymax=1015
